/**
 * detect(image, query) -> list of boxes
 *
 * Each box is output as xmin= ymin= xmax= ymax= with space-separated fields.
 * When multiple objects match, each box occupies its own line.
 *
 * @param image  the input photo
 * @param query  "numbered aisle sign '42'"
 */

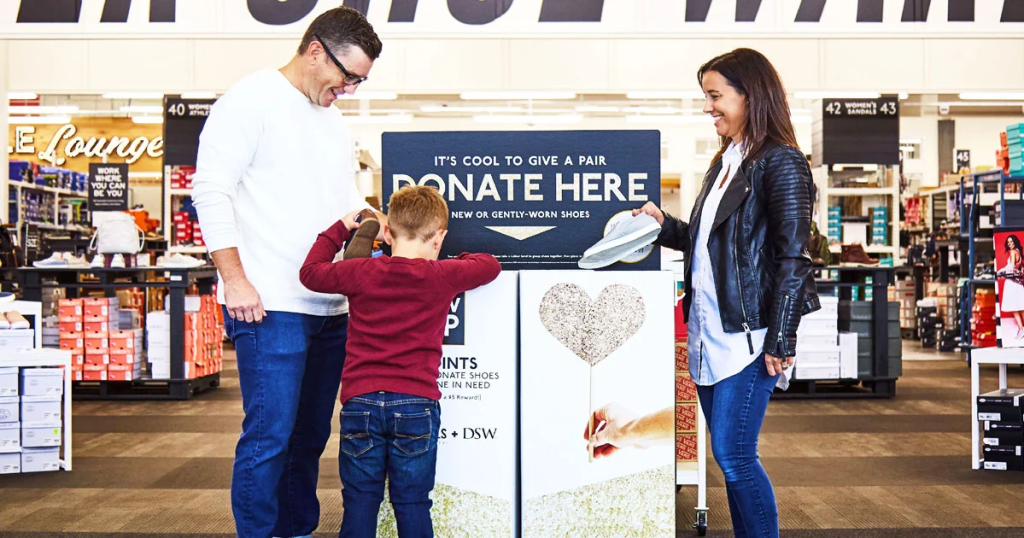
xmin=825 ymin=99 xmax=898 ymax=117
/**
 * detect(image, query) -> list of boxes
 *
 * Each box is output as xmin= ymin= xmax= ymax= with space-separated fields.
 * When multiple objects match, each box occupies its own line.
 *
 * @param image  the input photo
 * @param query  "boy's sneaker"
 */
xmin=343 ymin=209 xmax=380 ymax=260
xmin=578 ymin=213 xmax=661 ymax=269
xmin=110 ymin=254 xmax=126 ymax=268
xmin=90 ymin=254 xmax=105 ymax=268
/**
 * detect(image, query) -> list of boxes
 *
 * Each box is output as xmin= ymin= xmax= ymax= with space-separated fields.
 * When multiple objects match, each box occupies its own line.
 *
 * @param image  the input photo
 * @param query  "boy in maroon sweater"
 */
xmin=299 ymin=185 xmax=500 ymax=538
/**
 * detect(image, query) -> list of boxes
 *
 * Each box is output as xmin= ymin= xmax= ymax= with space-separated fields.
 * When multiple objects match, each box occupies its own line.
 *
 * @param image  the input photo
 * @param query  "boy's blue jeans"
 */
xmin=338 ymin=391 xmax=441 ymax=538
xmin=225 ymin=310 xmax=348 ymax=538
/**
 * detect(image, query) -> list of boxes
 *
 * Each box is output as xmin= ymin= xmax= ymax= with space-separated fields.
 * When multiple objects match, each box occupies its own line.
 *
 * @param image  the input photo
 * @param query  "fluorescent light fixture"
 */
xmin=343 ymin=114 xmax=413 ymax=124
xmin=338 ymin=91 xmax=398 ymax=100
xmin=626 ymin=91 xmax=705 ymax=100
xmin=959 ymin=92 xmax=1024 ymax=101
xmin=624 ymin=115 xmax=712 ymax=124
xmin=181 ymin=92 xmax=217 ymax=99
xmin=8 ymin=115 xmax=71 ymax=125
xmin=575 ymin=105 xmax=620 ymax=113
xmin=473 ymin=114 xmax=583 ymax=124
xmin=120 ymin=105 xmax=163 ymax=114
xmin=622 ymin=106 xmax=697 ymax=115
xmin=899 ymin=138 xmax=922 ymax=144
xmin=420 ymin=105 xmax=526 ymax=113
xmin=102 ymin=92 xmax=164 ymax=100
xmin=131 ymin=115 xmax=164 ymax=124
xmin=7 ymin=92 xmax=38 ymax=100
xmin=794 ymin=91 xmax=881 ymax=99
xmin=9 ymin=105 xmax=78 ymax=114
xmin=460 ymin=91 xmax=577 ymax=100
xmin=899 ymin=92 xmax=909 ymax=100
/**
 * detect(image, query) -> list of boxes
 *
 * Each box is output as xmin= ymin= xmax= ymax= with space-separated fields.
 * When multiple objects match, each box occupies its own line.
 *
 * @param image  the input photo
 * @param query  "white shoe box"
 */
xmin=0 ymin=451 xmax=20 ymax=474
xmin=0 ymin=330 xmax=35 ymax=350
xmin=21 ymin=368 xmax=63 ymax=397
xmin=797 ymin=317 xmax=839 ymax=336
xmin=839 ymin=332 xmax=858 ymax=380
xmin=22 ymin=422 xmax=61 ymax=448
xmin=148 ymin=345 xmax=171 ymax=361
xmin=21 ymin=447 xmax=60 ymax=473
xmin=794 ymin=363 xmax=841 ymax=380
xmin=150 ymin=362 xmax=171 ymax=380
xmin=0 ymin=367 xmax=17 ymax=396
xmin=164 ymin=296 xmax=202 ymax=313
xmin=0 ymin=422 xmax=20 ymax=450
xmin=147 ymin=311 xmax=170 ymax=330
xmin=0 ymin=396 xmax=20 ymax=423
xmin=802 ymin=296 xmax=839 ymax=320
xmin=21 ymin=396 xmax=61 ymax=423
xmin=797 ymin=334 xmax=839 ymax=351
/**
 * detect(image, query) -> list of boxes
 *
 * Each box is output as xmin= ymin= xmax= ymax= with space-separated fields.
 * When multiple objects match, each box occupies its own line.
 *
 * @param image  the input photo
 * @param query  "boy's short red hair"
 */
xmin=387 ymin=186 xmax=449 ymax=241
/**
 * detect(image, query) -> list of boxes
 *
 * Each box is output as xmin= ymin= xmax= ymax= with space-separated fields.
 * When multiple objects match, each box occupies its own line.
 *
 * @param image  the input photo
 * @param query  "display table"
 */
xmin=970 ymin=347 xmax=1024 ymax=470
xmin=18 ymin=266 xmax=220 ymax=400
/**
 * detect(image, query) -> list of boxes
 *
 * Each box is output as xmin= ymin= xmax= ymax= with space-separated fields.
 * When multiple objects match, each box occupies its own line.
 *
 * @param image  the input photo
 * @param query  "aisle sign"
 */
xmin=382 ymin=131 xmax=661 ymax=270
xmin=163 ymin=96 xmax=215 ymax=167
xmin=956 ymin=149 xmax=972 ymax=173
xmin=814 ymin=97 xmax=900 ymax=166
xmin=88 ymin=163 xmax=129 ymax=212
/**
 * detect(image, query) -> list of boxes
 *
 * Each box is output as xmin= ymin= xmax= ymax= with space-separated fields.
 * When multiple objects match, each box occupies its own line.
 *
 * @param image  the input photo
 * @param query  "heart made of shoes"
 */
xmin=538 ymin=283 xmax=646 ymax=366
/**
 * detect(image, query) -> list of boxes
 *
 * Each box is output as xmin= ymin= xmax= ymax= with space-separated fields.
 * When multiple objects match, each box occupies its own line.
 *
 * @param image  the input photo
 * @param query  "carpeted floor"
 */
xmin=1 ymin=342 xmax=1023 ymax=537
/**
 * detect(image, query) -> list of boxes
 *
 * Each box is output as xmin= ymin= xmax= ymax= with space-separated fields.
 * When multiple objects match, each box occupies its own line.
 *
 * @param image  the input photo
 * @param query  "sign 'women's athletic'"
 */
xmin=382 ymin=130 xmax=661 ymax=271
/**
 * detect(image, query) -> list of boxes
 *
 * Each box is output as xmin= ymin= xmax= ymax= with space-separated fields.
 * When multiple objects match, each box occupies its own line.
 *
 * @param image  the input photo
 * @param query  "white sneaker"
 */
xmin=159 ymin=253 xmax=204 ymax=268
xmin=578 ymin=213 xmax=661 ymax=269
xmin=33 ymin=252 xmax=68 ymax=268
xmin=64 ymin=253 xmax=89 ymax=268
xmin=90 ymin=254 xmax=105 ymax=268
xmin=110 ymin=254 xmax=126 ymax=268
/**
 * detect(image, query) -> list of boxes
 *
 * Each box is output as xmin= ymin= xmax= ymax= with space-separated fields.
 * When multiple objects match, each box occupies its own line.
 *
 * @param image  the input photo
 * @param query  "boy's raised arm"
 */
xmin=299 ymin=221 xmax=365 ymax=296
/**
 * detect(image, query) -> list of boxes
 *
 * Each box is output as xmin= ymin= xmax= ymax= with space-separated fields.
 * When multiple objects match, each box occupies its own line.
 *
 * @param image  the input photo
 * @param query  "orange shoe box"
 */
xmin=69 ymin=370 xmax=84 ymax=381
xmin=675 ymin=342 xmax=689 ymax=372
xmin=83 ymin=317 xmax=111 ymax=334
xmin=109 ymin=331 xmax=138 ymax=351
xmin=676 ymin=403 xmax=698 ymax=433
xmin=84 ymin=332 xmax=109 ymax=351
xmin=59 ymin=321 xmax=83 ymax=334
xmin=82 ymin=369 xmax=107 ymax=382
xmin=83 ymin=303 xmax=111 ymax=318
xmin=676 ymin=375 xmax=697 ymax=403
xmin=68 ymin=349 xmax=84 ymax=367
xmin=60 ymin=334 xmax=84 ymax=351
xmin=107 ymin=369 xmax=139 ymax=382
xmin=677 ymin=433 xmax=698 ymax=462
xmin=84 ymin=352 xmax=109 ymax=366
xmin=109 ymin=348 xmax=137 ymax=366
xmin=58 ymin=299 xmax=83 ymax=318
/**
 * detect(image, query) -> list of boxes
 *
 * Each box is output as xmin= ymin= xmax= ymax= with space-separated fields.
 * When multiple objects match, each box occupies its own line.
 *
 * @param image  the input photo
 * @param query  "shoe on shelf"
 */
xmin=6 ymin=311 xmax=29 ymax=330
xmin=90 ymin=254 xmax=105 ymax=268
xmin=110 ymin=254 xmax=126 ymax=269
xmin=578 ymin=213 xmax=661 ymax=270
xmin=158 ymin=253 xmax=205 ymax=268
xmin=32 ymin=252 xmax=68 ymax=268
xmin=64 ymin=253 xmax=89 ymax=268
xmin=840 ymin=244 xmax=879 ymax=267
xmin=343 ymin=209 xmax=380 ymax=260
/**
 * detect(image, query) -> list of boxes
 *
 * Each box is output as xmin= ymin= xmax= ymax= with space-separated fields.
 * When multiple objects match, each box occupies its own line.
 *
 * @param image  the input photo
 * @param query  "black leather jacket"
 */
xmin=656 ymin=142 xmax=820 ymax=358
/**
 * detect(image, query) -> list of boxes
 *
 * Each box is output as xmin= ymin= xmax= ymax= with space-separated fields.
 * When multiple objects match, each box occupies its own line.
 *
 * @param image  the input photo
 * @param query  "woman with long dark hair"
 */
xmin=634 ymin=48 xmax=819 ymax=537
xmin=999 ymin=234 xmax=1024 ymax=339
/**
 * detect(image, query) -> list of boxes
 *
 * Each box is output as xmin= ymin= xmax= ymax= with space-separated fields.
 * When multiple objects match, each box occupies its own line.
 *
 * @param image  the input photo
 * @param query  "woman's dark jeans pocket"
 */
xmin=340 ymin=411 xmax=373 ymax=457
xmin=393 ymin=410 xmax=433 ymax=456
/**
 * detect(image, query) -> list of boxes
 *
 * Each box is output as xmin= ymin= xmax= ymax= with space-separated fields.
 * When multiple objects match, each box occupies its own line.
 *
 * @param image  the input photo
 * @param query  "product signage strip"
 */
xmin=88 ymin=163 xmax=129 ymax=212
xmin=4 ymin=0 xmax=1024 ymax=38
xmin=382 ymin=130 xmax=661 ymax=271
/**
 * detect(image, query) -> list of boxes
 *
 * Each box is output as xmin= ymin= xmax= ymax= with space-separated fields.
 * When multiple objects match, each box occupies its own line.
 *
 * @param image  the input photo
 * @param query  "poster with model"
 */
xmin=382 ymin=131 xmax=660 ymax=270
xmin=519 ymin=270 xmax=674 ymax=537
xmin=996 ymin=227 xmax=1024 ymax=347
xmin=377 ymin=272 xmax=519 ymax=537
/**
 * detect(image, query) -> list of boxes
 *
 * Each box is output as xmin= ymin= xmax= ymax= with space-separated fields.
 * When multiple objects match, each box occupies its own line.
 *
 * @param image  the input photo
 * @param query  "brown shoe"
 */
xmin=343 ymin=209 xmax=380 ymax=260
xmin=840 ymin=244 xmax=879 ymax=267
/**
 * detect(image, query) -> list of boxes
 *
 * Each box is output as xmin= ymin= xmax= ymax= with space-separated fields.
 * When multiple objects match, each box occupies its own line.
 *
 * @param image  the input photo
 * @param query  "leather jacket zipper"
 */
xmin=735 ymin=221 xmax=754 ymax=354
xmin=777 ymin=295 xmax=791 ymax=356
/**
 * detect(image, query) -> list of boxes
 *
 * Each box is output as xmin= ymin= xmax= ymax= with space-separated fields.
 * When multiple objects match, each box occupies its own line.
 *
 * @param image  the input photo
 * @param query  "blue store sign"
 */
xmin=382 ymin=131 xmax=661 ymax=270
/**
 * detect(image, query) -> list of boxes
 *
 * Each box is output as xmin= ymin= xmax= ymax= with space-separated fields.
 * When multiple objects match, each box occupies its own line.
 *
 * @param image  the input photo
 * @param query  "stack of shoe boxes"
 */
xmin=84 ymin=298 xmax=121 ymax=382
xmin=828 ymin=206 xmax=842 ymax=243
xmin=19 ymin=368 xmax=62 ymax=473
xmin=917 ymin=301 xmax=940 ymax=348
xmin=871 ymin=206 xmax=888 ymax=246
xmin=978 ymin=389 xmax=1024 ymax=471
xmin=1008 ymin=124 xmax=1022 ymax=176
xmin=57 ymin=299 xmax=86 ymax=381
xmin=839 ymin=300 xmax=902 ymax=378
xmin=674 ymin=308 xmax=698 ymax=465
xmin=973 ymin=288 xmax=998 ymax=348
xmin=794 ymin=296 xmax=843 ymax=380
xmin=938 ymin=284 xmax=961 ymax=351
xmin=148 ymin=296 xmax=225 ymax=381
xmin=147 ymin=311 xmax=171 ymax=380
xmin=893 ymin=276 xmax=917 ymax=337
xmin=0 ymin=366 xmax=20 ymax=473
xmin=108 ymin=330 xmax=144 ymax=381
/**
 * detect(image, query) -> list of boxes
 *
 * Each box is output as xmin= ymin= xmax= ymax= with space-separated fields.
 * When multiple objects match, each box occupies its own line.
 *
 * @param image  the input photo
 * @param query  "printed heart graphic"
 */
xmin=538 ymin=283 xmax=646 ymax=365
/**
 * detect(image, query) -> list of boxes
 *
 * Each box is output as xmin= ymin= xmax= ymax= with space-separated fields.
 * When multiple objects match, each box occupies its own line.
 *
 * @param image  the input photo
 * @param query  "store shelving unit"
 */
xmin=8 ymin=180 xmax=90 ymax=233
xmin=814 ymin=165 xmax=902 ymax=265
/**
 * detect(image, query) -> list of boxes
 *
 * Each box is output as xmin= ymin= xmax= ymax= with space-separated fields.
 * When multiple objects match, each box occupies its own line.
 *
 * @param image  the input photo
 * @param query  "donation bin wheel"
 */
xmin=695 ymin=509 xmax=708 ymax=536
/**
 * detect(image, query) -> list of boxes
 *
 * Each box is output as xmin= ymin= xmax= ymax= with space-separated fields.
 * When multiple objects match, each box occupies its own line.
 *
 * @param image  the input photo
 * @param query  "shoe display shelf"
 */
xmin=813 ymin=164 xmax=902 ymax=266
xmin=17 ymin=266 xmax=220 ymax=400
xmin=162 ymin=164 xmax=208 ymax=256
xmin=776 ymin=265 xmax=900 ymax=399
xmin=959 ymin=169 xmax=1024 ymax=356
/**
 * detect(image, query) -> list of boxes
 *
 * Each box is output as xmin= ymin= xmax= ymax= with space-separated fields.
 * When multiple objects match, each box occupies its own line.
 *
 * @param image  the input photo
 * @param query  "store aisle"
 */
xmin=1 ymin=343 xmax=1024 ymax=536
xmin=679 ymin=341 xmax=1024 ymax=538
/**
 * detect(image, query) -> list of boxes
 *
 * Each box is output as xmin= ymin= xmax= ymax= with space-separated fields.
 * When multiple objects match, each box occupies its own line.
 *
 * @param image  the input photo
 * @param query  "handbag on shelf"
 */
xmin=88 ymin=212 xmax=145 ymax=254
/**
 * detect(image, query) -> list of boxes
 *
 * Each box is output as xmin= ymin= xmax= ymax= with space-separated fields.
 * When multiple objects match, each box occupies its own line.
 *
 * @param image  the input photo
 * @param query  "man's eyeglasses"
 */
xmin=313 ymin=33 xmax=367 ymax=87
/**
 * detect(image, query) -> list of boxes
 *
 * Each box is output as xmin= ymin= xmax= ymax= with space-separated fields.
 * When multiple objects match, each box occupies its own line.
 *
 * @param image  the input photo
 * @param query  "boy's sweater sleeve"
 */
xmin=299 ymin=221 xmax=364 ymax=296
xmin=438 ymin=253 xmax=502 ymax=294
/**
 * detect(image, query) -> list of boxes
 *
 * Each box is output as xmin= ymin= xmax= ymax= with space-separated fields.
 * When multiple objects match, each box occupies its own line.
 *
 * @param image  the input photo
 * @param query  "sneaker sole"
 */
xmin=581 ymin=223 xmax=662 ymax=260
xmin=343 ymin=220 xmax=380 ymax=260
xmin=839 ymin=262 xmax=880 ymax=267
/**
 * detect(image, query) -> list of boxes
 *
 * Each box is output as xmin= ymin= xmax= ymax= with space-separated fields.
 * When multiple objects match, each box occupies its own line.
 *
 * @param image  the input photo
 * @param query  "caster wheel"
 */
xmin=694 ymin=510 xmax=708 ymax=536
xmin=676 ymin=485 xmax=682 ymax=493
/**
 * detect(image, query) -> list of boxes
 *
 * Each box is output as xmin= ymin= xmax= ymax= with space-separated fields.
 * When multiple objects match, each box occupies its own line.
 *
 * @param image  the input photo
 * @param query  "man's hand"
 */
xmin=765 ymin=353 xmax=794 ymax=376
xmin=632 ymin=201 xmax=665 ymax=226
xmin=224 ymin=277 xmax=266 ymax=323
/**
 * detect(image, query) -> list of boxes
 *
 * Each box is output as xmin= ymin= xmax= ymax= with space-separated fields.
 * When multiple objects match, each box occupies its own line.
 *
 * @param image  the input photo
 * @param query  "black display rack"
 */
xmin=18 ymin=265 xmax=220 ymax=400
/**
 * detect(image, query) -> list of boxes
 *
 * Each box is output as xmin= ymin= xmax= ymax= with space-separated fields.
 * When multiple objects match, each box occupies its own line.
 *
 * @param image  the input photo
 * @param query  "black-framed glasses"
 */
xmin=314 ymin=33 xmax=368 ymax=87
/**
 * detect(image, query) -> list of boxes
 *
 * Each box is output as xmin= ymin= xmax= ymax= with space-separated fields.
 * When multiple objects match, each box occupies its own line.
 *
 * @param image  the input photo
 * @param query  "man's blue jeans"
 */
xmin=338 ymin=392 xmax=441 ymax=538
xmin=696 ymin=354 xmax=780 ymax=538
xmin=225 ymin=309 xmax=348 ymax=538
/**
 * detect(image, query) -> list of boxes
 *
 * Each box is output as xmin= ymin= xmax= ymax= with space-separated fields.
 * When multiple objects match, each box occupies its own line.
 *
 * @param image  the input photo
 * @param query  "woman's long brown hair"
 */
xmin=698 ymin=48 xmax=800 ymax=165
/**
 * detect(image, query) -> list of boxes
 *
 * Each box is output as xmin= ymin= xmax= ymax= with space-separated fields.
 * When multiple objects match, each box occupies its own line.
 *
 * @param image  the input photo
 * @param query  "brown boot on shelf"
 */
xmin=343 ymin=209 xmax=380 ymax=260
xmin=840 ymin=244 xmax=879 ymax=267
xmin=6 ymin=311 xmax=30 ymax=330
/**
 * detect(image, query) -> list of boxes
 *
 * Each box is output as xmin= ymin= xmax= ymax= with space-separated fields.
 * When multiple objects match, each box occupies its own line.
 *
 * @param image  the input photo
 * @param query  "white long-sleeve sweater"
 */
xmin=192 ymin=69 xmax=370 ymax=316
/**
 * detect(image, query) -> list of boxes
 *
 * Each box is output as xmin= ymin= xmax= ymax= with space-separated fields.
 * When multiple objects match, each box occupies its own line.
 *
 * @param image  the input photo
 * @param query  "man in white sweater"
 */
xmin=191 ymin=7 xmax=382 ymax=538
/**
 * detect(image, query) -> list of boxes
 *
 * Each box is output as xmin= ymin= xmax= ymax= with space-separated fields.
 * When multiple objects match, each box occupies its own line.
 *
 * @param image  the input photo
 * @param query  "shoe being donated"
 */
xmin=578 ymin=212 xmax=661 ymax=270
